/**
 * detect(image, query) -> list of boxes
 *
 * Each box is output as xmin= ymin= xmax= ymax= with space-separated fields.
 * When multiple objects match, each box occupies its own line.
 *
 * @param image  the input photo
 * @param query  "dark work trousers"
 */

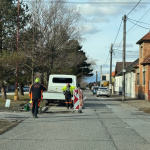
xmin=65 ymin=94 xmax=72 ymax=108
xmin=32 ymin=99 xmax=39 ymax=116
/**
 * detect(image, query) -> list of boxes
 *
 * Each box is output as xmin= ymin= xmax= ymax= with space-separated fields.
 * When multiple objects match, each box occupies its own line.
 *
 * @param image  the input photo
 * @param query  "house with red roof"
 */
xmin=135 ymin=32 xmax=150 ymax=100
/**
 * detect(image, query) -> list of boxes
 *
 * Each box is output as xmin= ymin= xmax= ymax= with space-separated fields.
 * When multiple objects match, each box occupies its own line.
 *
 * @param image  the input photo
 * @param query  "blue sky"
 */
xmin=67 ymin=0 xmax=150 ymax=82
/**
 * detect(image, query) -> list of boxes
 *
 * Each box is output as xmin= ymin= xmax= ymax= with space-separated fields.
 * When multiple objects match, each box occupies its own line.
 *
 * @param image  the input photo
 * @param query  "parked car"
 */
xmin=96 ymin=87 xmax=110 ymax=97
xmin=86 ymin=87 xmax=89 ymax=90
xmin=93 ymin=87 xmax=99 ymax=94
xmin=23 ymin=86 xmax=30 ymax=92
xmin=91 ymin=86 xmax=94 ymax=91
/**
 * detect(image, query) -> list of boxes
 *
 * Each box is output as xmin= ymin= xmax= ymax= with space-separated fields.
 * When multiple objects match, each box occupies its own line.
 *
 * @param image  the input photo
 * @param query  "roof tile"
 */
xmin=136 ymin=32 xmax=150 ymax=44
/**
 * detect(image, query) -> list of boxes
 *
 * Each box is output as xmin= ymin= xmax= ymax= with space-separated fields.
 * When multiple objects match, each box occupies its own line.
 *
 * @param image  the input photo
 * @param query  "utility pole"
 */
xmin=31 ymin=0 xmax=37 ymax=84
xmin=32 ymin=23 xmax=35 ymax=84
xmin=100 ymin=65 xmax=102 ymax=86
xmin=109 ymin=43 xmax=113 ymax=95
xmin=14 ymin=0 xmax=19 ymax=100
xmin=96 ymin=71 xmax=98 ymax=84
xmin=122 ymin=15 xmax=126 ymax=100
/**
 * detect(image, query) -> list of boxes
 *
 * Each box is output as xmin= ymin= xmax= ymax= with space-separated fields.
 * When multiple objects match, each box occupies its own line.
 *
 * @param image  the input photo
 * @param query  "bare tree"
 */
xmin=28 ymin=0 xmax=83 ymax=82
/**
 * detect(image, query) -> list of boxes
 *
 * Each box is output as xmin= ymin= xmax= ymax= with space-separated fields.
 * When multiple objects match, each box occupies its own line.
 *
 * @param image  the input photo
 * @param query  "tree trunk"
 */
xmin=19 ymin=82 xmax=24 ymax=95
xmin=0 ymin=6 xmax=2 ymax=53
xmin=46 ymin=70 xmax=49 ymax=87
xmin=41 ymin=72 xmax=44 ymax=85
xmin=1 ymin=82 xmax=7 ymax=99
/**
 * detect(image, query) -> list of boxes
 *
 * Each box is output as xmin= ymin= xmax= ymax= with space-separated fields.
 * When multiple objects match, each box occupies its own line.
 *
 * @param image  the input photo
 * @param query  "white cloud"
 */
xmin=77 ymin=4 xmax=120 ymax=17
xmin=126 ymin=43 xmax=134 ymax=48
xmin=83 ymin=24 xmax=101 ymax=35
xmin=76 ymin=0 xmax=147 ymax=23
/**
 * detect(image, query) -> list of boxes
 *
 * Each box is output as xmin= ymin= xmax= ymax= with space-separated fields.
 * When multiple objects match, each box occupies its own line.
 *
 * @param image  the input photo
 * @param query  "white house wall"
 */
xmin=100 ymin=74 xmax=110 ymax=86
xmin=115 ymin=76 xmax=122 ymax=95
xmin=125 ymin=72 xmax=135 ymax=98
xmin=101 ymin=74 xmax=110 ymax=82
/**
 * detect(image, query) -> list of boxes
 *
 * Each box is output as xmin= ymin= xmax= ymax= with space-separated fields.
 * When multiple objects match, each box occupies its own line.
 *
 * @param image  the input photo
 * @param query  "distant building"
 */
xmin=114 ymin=62 xmax=132 ymax=95
xmin=100 ymin=74 xmax=110 ymax=87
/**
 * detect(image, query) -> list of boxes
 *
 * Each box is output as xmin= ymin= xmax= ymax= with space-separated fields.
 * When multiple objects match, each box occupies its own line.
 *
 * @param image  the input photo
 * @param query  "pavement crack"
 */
xmin=94 ymin=104 xmax=119 ymax=150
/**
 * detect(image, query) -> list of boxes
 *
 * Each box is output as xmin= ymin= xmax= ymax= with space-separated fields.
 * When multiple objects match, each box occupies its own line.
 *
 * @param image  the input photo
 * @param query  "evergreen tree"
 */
xmin=0 ymin=0 xmax=30 ymax=98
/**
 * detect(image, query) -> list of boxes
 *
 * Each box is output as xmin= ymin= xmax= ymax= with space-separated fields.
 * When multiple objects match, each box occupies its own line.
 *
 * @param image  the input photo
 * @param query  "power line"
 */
xmin=128 ymin=18 xmax=150 ymax=26
xmin=113 ymin=20 xmax=123 ymax=46
xmin=114 ymin=39 xmax=123 ymax=52
xmin=103 ymin=54 xmax=109 ymax=67
xmin=128 ymin=19 xmax=150 ymax=30
xmin=126 ymin=8 xmax=150 ymax=33
xmin=22 ymin=0 xmax=150 ymax=4
xmin=127 ymin=0 xmax=141 ymax=16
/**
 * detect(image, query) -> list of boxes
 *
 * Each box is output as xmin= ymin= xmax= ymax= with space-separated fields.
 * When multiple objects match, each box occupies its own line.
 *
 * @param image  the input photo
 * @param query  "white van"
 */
xmin=43 ymin=74 xmax=76 ymax=103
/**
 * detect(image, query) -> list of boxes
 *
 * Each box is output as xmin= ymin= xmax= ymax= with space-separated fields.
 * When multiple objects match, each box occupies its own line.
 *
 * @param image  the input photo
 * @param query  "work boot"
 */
xmin=34 ymin=116 xmax=38 ymax=118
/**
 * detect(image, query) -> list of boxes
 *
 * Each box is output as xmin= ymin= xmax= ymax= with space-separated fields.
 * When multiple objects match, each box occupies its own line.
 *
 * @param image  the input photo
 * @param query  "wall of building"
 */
xmin=135 ymin=42 xmax=150 ymax=100
xmin=125 ymin=72 xmax=135 ymax=98
xmin=114 ymin=76 xmax=122 ymax=95
xmin=100 ymin=74 xmax=110 ymax=86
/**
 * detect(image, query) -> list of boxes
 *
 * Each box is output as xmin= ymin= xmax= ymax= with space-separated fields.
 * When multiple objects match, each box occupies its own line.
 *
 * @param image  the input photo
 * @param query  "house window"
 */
xmin=137 ymin=73 xmax=139 ymax=85
xmin=142 ymin=66 xmax=146 ymax=85
xmin=102 ymin=75 xmax=106 ymax=81
xmin=140 ymin=46 xmax=143 ymax=58
xmin=143 ymin=71 xmax=145 ymax=85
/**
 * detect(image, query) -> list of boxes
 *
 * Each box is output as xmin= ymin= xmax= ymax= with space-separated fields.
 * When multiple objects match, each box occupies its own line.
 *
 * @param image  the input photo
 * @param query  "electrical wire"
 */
xmin=127 ymin=0 xmax=141 ymax=16
xmin=105 ymin=20 xmax=122 ymax=69
xmin=126 ymin=8 xmax=150 ymax=33
xmin=128 ymin=18 xmax=150 ymax=26
xmin=128 ymin=19 xmax=150 ymax=30
xmin=114 ymin=39 xmax=123 ymax=52
xmin=113 ymin=20 xmax=123 ymax=46
xmin=103 ymin=54 xmax=109 ymax=67
xmin=104 ymin=18 xmax=122 ymax=69
xmin=22 ymin=0 xmax=150 ymax=4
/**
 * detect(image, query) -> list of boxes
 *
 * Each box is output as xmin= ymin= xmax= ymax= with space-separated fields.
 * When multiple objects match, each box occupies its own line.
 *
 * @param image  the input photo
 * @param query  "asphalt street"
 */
xmin=0 ymin=90 xmax=150 ymax=150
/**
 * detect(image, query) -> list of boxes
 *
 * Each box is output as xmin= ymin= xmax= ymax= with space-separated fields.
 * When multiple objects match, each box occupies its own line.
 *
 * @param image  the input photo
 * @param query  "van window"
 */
xmin=52 ymin=78 xmax=72 ymax=83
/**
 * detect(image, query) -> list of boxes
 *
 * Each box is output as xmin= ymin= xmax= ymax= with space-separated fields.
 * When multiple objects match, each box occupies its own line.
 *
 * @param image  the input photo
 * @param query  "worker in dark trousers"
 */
xmin=62 ymin=83 xmax=75 ymax=109
xmin=29 ymin=78 xmax=46 ymax=118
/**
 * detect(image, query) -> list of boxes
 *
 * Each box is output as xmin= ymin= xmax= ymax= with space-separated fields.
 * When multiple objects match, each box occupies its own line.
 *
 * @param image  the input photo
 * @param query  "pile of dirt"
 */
xmin=111 ymin=95 xmax=150 ymax=114
xmin=122 ymin=99 xmax=150 ymax=113
xmin=0 ymin=119 xmax=21 ymax=135
xmin=139 ymin=108 xmax=150 ymax=113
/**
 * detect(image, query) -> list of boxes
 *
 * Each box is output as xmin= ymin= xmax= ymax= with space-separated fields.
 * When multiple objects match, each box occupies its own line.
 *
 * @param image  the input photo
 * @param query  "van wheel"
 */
xmin=45 ymin=101 xmax=50 ymax=106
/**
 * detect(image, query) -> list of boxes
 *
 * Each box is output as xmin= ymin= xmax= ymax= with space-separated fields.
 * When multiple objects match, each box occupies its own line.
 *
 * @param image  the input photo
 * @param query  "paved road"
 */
xmin=0 ymin=90 xmax=150 ymax=150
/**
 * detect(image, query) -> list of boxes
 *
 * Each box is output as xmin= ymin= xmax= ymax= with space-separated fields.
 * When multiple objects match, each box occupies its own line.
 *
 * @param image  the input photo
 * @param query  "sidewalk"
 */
xmin=110 ymin=94 xmax=150 ymax=113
